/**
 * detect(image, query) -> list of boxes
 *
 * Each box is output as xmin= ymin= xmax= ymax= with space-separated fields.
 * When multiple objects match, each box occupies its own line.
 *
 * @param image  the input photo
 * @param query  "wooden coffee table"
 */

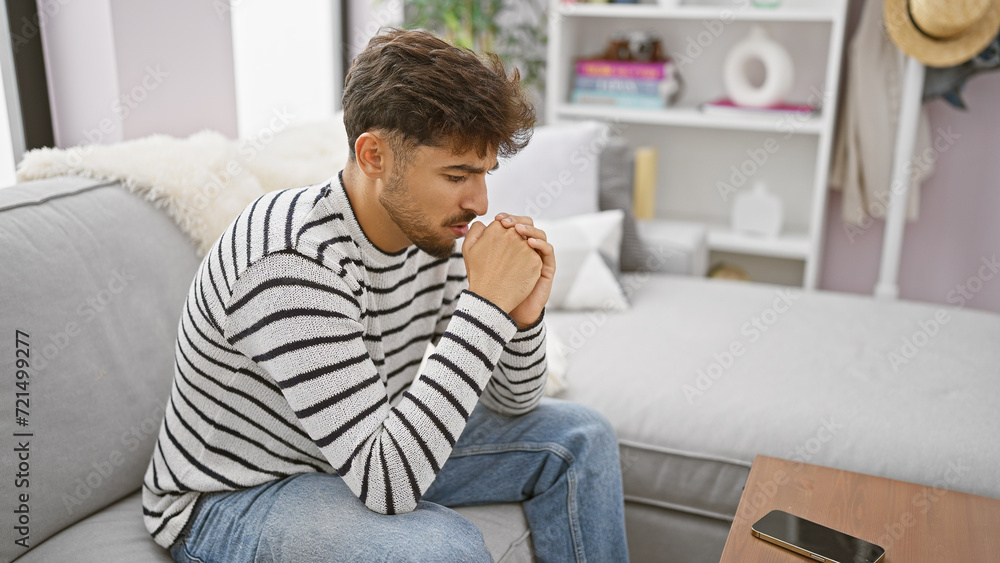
xmin=720 ymin=455 xmax=1000 ymax=562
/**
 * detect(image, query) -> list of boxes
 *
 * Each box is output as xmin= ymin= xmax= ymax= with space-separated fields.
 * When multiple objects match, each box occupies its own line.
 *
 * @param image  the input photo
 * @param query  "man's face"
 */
xmin=379 ymin=142 xmax=497 ymax=259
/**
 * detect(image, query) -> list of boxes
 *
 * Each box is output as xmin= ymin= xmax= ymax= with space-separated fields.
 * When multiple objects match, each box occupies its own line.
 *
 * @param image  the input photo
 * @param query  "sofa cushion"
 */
xmin=0 ymin=177 xmax=202 ymax=562
xmin=13 ymin=492 xmax=174 ymax=563
xmin=15 ymin=490 xmax=532 ymax=563
xmin=485 ymin=121 xmax=607 ymax=220
xmin=549 ymin=274 xmax=1000 ymax=561
xmin=597 ymin=136 xmax=649 ymax=273
xmin=534 ymin=210 xmax=628 ymax=311
xmin=452 ymin=504 xmax=534 ymax=563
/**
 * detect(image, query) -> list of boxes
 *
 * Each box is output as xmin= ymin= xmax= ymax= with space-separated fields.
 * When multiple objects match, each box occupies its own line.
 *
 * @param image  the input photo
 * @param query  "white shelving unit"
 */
xmin=545 ymin=0 xmax=848 ymax=288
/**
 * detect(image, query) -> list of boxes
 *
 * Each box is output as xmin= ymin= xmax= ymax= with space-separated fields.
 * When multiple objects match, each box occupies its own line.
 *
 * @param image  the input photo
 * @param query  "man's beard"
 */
xmin=380 ymin=172 xmax=476 ymax=260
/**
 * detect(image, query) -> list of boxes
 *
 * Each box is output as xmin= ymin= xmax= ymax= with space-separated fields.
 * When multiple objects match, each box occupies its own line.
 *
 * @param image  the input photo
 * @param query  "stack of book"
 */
xmin=571 ymin=59 xmax=678 ymax=110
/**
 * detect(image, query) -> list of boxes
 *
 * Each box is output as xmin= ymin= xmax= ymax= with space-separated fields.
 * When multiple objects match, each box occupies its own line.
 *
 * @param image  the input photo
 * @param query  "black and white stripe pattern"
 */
xmin=142 ymin=174 xmax=548 ymax=548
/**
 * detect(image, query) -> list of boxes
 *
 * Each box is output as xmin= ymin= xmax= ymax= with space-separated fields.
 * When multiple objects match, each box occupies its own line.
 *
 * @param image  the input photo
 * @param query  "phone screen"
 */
xmin=751 ymin=510 xmax=885 ymax=563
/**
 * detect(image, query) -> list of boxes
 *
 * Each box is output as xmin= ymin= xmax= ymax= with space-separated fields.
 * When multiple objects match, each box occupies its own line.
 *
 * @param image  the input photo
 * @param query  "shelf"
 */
xmin=556 ymin=103 xmax=822 ymax=134
xmin=707 ymin=225 xmax=809 ymax=259
xmin=550 ymin=0 xmax=850 ymax=288
xmin=639 ymin=218 xmax=810 ymax=259
xmin=554 ymin=2 xmax=839 ymax=23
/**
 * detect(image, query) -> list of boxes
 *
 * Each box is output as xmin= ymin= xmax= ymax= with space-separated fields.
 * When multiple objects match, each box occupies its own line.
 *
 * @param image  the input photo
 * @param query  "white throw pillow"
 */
xmin=534 ymin=210 xmax=629 ymax=311
xmin=486 ymin=121 xmax=609 ymax=220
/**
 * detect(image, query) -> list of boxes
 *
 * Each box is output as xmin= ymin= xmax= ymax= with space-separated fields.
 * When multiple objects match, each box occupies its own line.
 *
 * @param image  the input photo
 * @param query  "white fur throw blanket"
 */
xmin=16 ymin=114 xmax=350 ymax=255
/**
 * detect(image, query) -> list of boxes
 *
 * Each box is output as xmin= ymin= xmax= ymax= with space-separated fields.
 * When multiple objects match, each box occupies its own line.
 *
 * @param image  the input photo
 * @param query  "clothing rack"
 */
xmin=875 ymin=55 xmax=925 ymax=299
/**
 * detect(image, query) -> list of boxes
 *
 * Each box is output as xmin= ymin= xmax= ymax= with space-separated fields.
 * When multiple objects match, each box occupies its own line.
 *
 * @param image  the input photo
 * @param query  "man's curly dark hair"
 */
xmin=342 ymin=28 xmax=535 ymax=165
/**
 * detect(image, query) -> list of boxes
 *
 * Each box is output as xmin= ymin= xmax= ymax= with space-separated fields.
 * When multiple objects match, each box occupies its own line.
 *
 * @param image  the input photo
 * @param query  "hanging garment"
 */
xmin=830 ymin=0 xmax=934 ymax=225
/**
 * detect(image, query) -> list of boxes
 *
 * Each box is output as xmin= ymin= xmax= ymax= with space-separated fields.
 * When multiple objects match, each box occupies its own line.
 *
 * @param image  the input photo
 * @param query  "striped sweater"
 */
xmin=142 ymin=173 xmax=548 ymax=548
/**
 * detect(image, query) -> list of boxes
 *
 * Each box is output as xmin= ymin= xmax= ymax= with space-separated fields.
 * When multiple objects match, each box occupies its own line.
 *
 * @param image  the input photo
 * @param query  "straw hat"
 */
xmin=884 ymin=0 xmax=1000 ymax=67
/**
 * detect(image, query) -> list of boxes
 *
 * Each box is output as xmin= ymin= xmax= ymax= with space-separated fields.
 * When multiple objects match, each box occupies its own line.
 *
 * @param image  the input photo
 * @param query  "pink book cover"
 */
xmin=576 ymin=60 xmax=673 ymax=81
xmin=701 ymin=98 xmax=818 ymax=114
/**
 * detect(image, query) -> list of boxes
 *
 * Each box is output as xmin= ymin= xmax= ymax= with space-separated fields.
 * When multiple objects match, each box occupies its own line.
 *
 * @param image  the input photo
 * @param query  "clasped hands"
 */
xmin=462 ymin=213 xmax=556 ymax=329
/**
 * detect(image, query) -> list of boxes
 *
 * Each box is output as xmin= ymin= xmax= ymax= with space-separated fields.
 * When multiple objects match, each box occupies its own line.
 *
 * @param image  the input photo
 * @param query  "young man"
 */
xmin=143 ymin=29 xmax=628 ymax=562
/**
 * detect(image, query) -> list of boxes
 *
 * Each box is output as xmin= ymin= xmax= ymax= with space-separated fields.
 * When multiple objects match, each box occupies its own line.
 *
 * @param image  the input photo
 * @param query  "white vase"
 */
xmin=732 ymin=181 xmax=783 ymax=237
xmin=723 ymin=26 xmax=794 ymax=108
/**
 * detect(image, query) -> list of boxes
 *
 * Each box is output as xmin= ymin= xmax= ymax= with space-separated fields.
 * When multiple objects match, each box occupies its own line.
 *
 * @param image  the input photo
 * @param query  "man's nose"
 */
xmin=463 ymin=176 xmax=489 ymax=217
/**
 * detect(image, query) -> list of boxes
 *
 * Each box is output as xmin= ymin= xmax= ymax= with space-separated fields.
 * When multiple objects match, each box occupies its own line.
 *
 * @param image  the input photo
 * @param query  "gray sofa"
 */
xmin=2 ymin=176 xmax=999 ymax=563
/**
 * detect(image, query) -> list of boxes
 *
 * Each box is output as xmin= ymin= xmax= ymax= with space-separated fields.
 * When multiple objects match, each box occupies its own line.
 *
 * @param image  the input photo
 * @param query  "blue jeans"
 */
xmin=168 ymin=398 xmax=629 ymax=563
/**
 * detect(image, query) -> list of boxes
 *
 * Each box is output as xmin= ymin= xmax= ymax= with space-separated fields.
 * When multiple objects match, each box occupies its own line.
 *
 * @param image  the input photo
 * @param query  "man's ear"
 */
xmin=355 ymin=132 xmax=385 ymax=179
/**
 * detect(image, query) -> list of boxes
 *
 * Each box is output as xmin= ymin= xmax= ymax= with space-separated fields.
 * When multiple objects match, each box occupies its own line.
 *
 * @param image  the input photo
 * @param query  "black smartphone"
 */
xmin=750 ymin=509 xmax=886 ymax=563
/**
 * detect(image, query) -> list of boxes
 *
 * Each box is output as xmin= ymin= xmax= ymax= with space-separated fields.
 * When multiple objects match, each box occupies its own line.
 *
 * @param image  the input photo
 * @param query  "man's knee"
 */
xmin=541 ymin=400 xmax=619 ymax=455
xmin=401 ymin=504 xmax=493 ymax=562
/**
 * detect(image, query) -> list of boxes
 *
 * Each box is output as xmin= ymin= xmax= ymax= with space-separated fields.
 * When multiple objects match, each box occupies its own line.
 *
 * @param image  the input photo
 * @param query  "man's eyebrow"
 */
xmin=442 ymin=162 xmax=500 ymax=174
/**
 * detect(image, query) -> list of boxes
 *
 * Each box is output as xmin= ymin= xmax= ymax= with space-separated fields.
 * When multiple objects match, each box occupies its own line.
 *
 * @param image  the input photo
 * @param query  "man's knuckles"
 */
xmin=504 ymin=226 xmax=525 ymax=242
xmin=508 ymin=215 xmax=534 ymax=227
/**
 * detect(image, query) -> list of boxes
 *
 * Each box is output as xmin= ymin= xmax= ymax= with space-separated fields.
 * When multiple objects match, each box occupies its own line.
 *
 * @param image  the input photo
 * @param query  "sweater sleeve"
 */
xmin=432 ymin=253 xmax=549 ymax=416
xmin=480 ymin=312 xmax=548 ymax=415
xmin=223 ymin=250 xmax=518 ymax=514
